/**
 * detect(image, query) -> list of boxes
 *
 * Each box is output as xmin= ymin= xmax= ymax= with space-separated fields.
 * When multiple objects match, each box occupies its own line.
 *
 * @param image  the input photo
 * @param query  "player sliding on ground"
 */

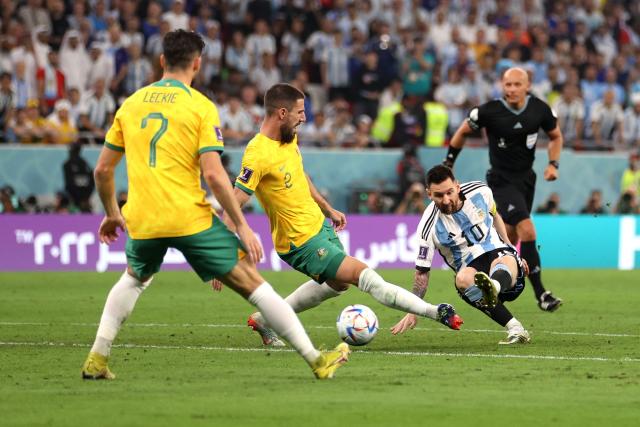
xmin=214 ymin=83 xmax=463 ymax=347
xmin=391 ymin=165 xmax=531 ymax=345
xmin=81 ymin=30 xmax=349 ymax=380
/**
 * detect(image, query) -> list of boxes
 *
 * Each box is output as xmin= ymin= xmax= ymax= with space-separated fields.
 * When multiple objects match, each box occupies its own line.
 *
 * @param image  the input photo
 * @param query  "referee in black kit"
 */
xmin=444 ymin=67 xmax=563 ymax=312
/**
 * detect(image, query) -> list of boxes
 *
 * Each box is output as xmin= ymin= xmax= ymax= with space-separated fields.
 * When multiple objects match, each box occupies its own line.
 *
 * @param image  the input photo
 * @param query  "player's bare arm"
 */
xmin=306 ymin=174 xmax=347 ymax=231
xmin=200 ymin=151 xmax=262 ymax=263
xmin=390 ymin=269 xmax=431 ymax=335
xmin=444 ymin=119 xmax=474 ymax=168
xmin=491 ymin=209 xmax=512 ymax=246
xmin=544 ymin=124 xmax=563 ymax=181
xmin=94 ymin=146 xmax=126 ymax=244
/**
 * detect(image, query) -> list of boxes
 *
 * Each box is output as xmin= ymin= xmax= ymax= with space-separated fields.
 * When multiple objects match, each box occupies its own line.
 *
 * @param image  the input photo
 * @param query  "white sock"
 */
xmin=506 ymin=317 xmax=524 ymax=332
xmin=253 ymin=280 xmax=343 ymax=327
xmin=285 ymin=280 xmax=343 ymax=312
xmin=91 ymin=271 xmax=151 ymax=356
xmin=358 ymin=268 xmax=439 ymax=320
xmin=248 ymin=282 xmax=320 ymax=365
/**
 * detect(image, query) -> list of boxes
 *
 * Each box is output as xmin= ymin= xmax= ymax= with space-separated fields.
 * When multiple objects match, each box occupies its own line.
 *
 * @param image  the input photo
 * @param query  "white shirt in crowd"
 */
xmin=552 ymin=97 xmax=585 ymax=141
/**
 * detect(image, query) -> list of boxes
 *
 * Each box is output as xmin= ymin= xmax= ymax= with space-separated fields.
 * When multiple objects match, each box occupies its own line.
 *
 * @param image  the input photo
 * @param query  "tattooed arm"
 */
xmin=390 ymin=268 xmax=431 ymax=335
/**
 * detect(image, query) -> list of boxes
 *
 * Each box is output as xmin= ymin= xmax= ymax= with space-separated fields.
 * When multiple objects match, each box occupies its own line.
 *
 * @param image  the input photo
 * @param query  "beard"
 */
xmin=280 ymin=123 xmax=297 ymax=143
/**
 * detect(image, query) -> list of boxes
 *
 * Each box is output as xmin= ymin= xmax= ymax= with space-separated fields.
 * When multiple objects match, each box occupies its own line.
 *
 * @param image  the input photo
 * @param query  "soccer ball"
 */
xmin=336 ymin=304 xmax=379 ymax=346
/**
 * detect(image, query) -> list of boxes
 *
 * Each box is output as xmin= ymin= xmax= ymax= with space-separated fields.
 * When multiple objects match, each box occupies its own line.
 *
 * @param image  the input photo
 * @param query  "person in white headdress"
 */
xmin=60 ymin=30 xmax=91 ymax=96
xmin=85 ymin=41 xmax=115 ymax=92
xmin=30 ymin=25 xmax=51 ymax=67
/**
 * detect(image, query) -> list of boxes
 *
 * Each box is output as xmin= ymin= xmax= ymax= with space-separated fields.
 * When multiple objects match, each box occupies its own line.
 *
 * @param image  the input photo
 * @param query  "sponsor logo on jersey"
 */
xmin=507 ymin=204 xmax=515 ymax=212
xmin=513 ymin=121 xmax=523 ymax=129
xmin=238 ymin=166 xmax=253 ymax=183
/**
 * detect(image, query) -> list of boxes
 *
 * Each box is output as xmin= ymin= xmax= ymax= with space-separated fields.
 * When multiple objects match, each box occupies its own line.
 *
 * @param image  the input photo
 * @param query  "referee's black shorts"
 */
xmin=486 ymin=168 xmax=536 ymax=226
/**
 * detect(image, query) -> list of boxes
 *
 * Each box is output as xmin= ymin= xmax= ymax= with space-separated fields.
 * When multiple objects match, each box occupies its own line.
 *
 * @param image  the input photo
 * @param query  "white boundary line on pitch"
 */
xmin=1 ymin=340 xmax=639 ymax=363
xmin=0 ymin=321 xmax=638 ymax=338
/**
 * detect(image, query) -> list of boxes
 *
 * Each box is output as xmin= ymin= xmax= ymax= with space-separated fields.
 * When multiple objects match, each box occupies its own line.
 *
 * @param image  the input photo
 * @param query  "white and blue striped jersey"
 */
xmin=415 ymin=181 xmax=508 ymax=272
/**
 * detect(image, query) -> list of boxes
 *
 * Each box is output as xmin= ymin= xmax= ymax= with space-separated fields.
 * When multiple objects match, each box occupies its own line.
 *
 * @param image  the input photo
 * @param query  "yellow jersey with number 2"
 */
xmin=235 ymin=133 xmax=325 ymax=253
xmin=105 ymin=78 xmax=224 ymax=239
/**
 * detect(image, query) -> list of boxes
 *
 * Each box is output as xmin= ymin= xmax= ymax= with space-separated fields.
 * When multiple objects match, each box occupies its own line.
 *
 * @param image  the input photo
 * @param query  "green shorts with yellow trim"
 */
xmin=125 ymin=216 xmax=242 ymax=281
xmin=279 ymin=221 xmax=347 ymax=284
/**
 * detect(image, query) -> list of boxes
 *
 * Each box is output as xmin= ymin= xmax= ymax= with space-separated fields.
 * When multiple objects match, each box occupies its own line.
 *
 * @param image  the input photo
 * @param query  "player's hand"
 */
xmin=98 ymin=215 xmax=126 ymax=244
xmin=236 ymin=223 xmax=263 ymax=264
xmin=544 ymin=164 xmax=559 ymax=181
xmin=327 ymin=208 xmax=347 ymax=231
xmin=390 ymin=313 xmax=418 ymax=335
xmin=211 ymin=279 xmax=224 ymax=292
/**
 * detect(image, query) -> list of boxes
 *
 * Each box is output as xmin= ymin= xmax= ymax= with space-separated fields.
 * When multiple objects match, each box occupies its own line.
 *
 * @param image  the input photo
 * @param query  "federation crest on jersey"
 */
xmin=214 ymin=126 xmax=224 ymax=141
xmin=476 ymin=208 xmax=485 ymax=220
xmin=317 ymin=248 xmax=327 ymax=259
xmin=238 ymin=166 xmax=253 ymax=183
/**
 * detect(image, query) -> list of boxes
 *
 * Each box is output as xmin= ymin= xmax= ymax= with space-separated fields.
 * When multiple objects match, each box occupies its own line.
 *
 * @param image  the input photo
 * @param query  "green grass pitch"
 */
xmin=0 ymin=269 xmax=639 ymax=427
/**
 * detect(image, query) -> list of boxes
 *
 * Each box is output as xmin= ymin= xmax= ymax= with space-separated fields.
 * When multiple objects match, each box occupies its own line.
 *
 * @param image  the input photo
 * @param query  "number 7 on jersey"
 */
xmin=141 ymin=112 xmax=168 ymax=167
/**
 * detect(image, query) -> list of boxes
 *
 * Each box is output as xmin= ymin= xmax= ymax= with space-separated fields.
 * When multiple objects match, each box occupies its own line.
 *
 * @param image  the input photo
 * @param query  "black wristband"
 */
xmin=444 ymin=146 xmax=462 ymax=166
xmin=549 ymin=160 xmax=559 ymax=169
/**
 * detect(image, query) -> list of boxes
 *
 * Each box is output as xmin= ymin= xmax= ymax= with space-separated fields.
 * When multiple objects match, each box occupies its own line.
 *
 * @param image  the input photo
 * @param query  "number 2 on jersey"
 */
xmin=141 ymin=112 xmax=168 ymax=167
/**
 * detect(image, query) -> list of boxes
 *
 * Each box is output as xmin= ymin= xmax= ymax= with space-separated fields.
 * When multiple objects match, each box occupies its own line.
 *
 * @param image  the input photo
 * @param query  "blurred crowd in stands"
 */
xmin=1 ymin=0 xmax=640 ymax=214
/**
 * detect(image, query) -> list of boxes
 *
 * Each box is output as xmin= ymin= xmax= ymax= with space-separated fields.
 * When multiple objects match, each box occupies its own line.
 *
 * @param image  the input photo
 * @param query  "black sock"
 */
xmin=520 ymin=240 xmax=546 ymax=300
xmin=458 ymin=291 xmax=513 ymax=327
xmin=490 ymin=268 xmax=512 ymax=293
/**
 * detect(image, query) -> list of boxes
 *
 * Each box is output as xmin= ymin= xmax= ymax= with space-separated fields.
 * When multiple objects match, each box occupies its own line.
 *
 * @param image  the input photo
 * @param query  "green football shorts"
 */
xmin=125 ymin=215 xmax=242 ymax=281
xmin=279 ymin=221 xmax=347 ymax=284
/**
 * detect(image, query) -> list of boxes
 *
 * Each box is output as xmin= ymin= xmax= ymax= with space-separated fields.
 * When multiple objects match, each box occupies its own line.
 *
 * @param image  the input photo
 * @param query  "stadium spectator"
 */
xmin=66 ymin=87 xmax=83 ymax=125
xmin=435 ymin=67 xmax=469 ymax=136
xmin=353 ymin=50 xmax=383 ymax=121
xmin=298 ymin=110 xmax=331 ymax=147
xmin=0 ymin=72 xmax=14 ymax=140
xmin=621 ymin=154 xmax=640 ymax=196
xmin=246 ymin=19 xmax=276 ymax=69
xmin=59 ymin=30 xmax=90 ymax=96
xmin=225 ymin=30 xmax=250 ymax=76
xmin=401 ymin=36 xmax=435 ymax=98
xmin=321 ymin=29 xmax=350 ymax=101
xmin=162 ymin=0 xmax=189 ymax=31
xmin=386 ymin=94 xmax=425 ymax=148
xmin=590 ymin=90 xmax=624 ymax=150
xmin=86 ymin=42 xmax=115 ymax=92
xmin=44 ymin=99 xmax=77 ymax=144
xmin=12 ymin=99 xmax=46 ymax=143
xmin=249 ymin=52 xmax=281 ymax=96
xmin=63 ymin=142 xmax=94 ymax=212
xmin=199 ymin=21 xmax=222 ymax=88
xmin=580 ymin=190 xmax=607 ymax=215
xmin=221 ymin=95 xmax=254 ymax=144
xmin=36 ymin=49 xmax=65 ymax=113
xmin=622 ymin=94 xmax=640 ymax=149
xmin=279 ymin=15 xmax=305 ymax=81
xmin=123 ymin=42 xmax=152 ymax=96
xmin=78 ymin=79 xmax=115 ymax=144
xmin=326 ymin=100 xmax=356 ymax=147
xmin=17 ymin=0 xmax=51 ymax=33
xmin=553 ymin=84 xmax=585 ymax=149
xmin=349 ymin=114 xmax=375 ymax=149
xmin=11 ymin=60 xmax=36 ymax=110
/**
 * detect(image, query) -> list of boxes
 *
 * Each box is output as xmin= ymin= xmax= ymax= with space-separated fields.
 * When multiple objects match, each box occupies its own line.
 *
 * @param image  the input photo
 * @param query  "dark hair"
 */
xmin=426 ymin=165 xmax=455 ymax=187
xmin=264 ymin=83 xmax=305 ymax=116
xmin=162 ymin=30 xmax=205 ymax=70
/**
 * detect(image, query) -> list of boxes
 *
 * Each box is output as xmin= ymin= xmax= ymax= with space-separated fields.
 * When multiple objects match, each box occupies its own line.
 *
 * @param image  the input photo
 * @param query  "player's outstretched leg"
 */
xmin=248 ymin=280 xmax=344 ymax=347
xmin=82 ymin=270 xmax=152 ymax=380
xmin=223 ymin=259 xmax=350 ymax=379
xmin=352 ymin=260 xmax=463 ymax=330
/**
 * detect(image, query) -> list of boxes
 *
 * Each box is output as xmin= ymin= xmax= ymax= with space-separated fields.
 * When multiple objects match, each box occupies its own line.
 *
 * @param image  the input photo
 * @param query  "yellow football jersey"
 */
xmin=235 ymin=133 xmax=325 ymax=253
xmin=105 ymin=78 xmax=224 ymax=239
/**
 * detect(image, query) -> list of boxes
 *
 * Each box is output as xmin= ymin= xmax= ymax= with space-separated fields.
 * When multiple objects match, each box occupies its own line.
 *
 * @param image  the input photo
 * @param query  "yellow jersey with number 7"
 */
xmin=104 ymin=78 xmax=224 ymax=239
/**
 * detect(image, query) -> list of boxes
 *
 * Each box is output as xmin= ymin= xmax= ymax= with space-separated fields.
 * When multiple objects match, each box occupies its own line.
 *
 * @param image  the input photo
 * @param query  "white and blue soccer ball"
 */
xmin=336 ymin=304 xmax=379 ymax=346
